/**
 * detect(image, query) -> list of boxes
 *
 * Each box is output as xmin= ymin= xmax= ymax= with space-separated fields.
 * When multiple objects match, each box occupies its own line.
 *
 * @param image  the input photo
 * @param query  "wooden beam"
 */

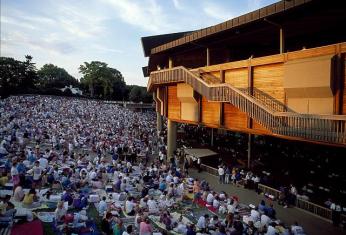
xmin=198 ymin=94 xmax=203 ymax=123
xmin=220 ymin=69 xmax=225 ymax=83
xmin=280 ymin=27 xmax=285 ymax=54
xmin=169 ymin=57 xmax=173 ymax=69
xmin=248 ymin=64 xmax=254 ymax=129
xmin=335 ymin=54 xmax=345 ymax=114
xmin=220 ymin=103 xmax=224 ymax=126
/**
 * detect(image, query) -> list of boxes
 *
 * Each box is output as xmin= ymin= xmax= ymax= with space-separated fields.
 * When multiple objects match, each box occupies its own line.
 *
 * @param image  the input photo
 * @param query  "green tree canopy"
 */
xmin=0 ymin=55 xmax=37 ymax=97
xmin=128 ymin=85 xmax=153 ymax=103
xmin=79 ymin=61 xmax=126 ymax=100
xmin=37 ymin=64 xmax=79 ymax=88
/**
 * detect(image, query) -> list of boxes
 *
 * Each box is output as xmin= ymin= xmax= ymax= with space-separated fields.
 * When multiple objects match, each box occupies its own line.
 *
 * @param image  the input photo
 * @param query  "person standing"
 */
xmin=197 ymin=157 xmax=201 ymax=173
xmin=11 ymin=161 xmax=20 ymax=189
xmin=224 ymin=166 xmax=230 ymax=184
xmin=218 ymin=165 xmax=225 ymax=184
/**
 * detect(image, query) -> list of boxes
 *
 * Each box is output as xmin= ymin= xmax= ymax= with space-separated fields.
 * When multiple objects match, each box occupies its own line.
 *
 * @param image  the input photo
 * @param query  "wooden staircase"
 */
xmin=148 ymin=66 xmax=346 ymax=145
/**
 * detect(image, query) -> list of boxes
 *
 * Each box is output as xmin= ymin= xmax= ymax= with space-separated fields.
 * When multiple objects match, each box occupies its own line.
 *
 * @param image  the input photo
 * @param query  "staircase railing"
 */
xmin=239 ymin=88 xmax=290 ymax=113
xmin=148 ymin=66 xmax=346 ymax=145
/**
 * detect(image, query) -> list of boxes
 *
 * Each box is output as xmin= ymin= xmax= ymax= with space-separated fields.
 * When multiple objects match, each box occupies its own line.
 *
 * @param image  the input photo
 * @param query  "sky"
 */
xmin=1 ymin=0 xmax=278 ymax=86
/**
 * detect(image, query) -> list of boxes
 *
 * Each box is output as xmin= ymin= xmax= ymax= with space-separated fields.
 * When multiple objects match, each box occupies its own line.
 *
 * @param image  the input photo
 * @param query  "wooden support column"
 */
xmin=247 ymin=133 xmax=253 ymax=169
xmin=210 ymin=128 xmax=214 ymax=147
xmin=169 ymin=57 xmax=173 ymax=69
xmin=248 ymin=64 xmax=254 ymax=129
xmin=164 ymin=87 xmax=168 ymax=117
xmin=156 ymin=112 xmax=163 ymax=134
xmin=220 ymin=70 xmax=225 ymax=83
xmin=198 ymin=94 xmax=203 ymax=123
xmin=206 ymin=47 xmax=210 ymax=66
xmin=334 ymin=52 xmax=345 ymax=115
xmin=219 ymin=70 xmax=225 ymax=126
xmin=280 ymin=28 xmax=285 ymax=54
xmin=167 ymin=119 xmax=177 ymax=160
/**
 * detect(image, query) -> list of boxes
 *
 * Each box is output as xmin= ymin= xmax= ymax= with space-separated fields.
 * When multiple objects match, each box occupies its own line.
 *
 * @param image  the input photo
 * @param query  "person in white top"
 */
xmin=38 ymin=156 xmax=48 ymax=169
xmin=213 ymin=197 xmax=220 ymax=209
xmin=98 ymin=196 xmax=108 ymax=216
xmin=28 ymin=161 xmax=44 ymax=188
xmin=147 ymin=197 xmax=159 ymax=214
xmin=218 ymin=166 xmax=225 ymax=184
xmin=261 ymin=213 xmax=271 ymax=227
xmin=250 ymin=208 xmax=260 ymax=222
xmin=196 ymin=214 xmax=209 ymax=232
xmin=125 ymin=197 xmax=136 ymax=216
xmin=11 ymin=162 xmax=20 ymax=186
xmin=291 ymin=222 xmax=306 ymax=235
xmin=206 ymin=192 xmax=214 ymax=205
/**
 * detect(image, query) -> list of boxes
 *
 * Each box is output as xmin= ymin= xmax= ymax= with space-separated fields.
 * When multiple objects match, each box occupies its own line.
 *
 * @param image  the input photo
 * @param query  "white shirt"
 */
xmin=291 ymin=225 xmax=305 ymax=235
xmin=98 ymin=200 xmax=107 ymax=215
xmin=261 ymin=214 xmax=271 ymax=226
xmin=207 ymin=193 xmax=214 ymax=204
xmin=197 ymin=216 xmax=206 ymax=229
xmin=218 ymin=167 xmax=224 ymax=176
xmin=32 ymin=166 xmax=43 ymax=180
xmin=266 ymin=225 xmax=276 ymax=235
xmin=213 ymin=199 xmax=220 ymax=208
xmin=11 ymin=166 xmax=19 ymax=176
xmin=125 ymin=200 xmax=135 ymax=213
xmin=38 ymin=157 xmax=48 ymax=169
xmin=147 ymin=199 xmax=158 ymax=211
xmin=250 ymin=209 xmax=260 ymax=222
xmin=227 ymin=204 xmax=236 ymax=214
xmin=89 ymin=171 xmax=97 ymax=180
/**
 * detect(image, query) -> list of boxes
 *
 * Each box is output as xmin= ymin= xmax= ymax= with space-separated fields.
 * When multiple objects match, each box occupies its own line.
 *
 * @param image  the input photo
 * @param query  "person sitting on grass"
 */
xmin=22 ymin=188 xmax=40 ymax=208
xmin=55 ymin=201 xmax=67 ymax=224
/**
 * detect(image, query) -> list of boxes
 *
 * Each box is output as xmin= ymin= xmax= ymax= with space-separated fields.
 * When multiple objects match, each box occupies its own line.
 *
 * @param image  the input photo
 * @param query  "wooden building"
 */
xmin=141 ymin=0 xmax=346 ymax=161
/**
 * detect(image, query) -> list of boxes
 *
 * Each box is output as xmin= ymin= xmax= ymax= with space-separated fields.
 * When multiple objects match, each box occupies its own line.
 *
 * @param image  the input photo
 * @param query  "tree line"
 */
xmin=0 ymin=55 xmax=152 ymax=103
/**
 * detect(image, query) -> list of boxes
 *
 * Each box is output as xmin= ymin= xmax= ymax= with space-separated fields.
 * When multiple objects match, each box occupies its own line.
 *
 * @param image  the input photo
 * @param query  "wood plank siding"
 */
xmin=225 ymin=68 xmax=248 ymax=88
xmin=253 ymin=63 xmax=284 ymax=103
xmin=343 ymin=57 xmax=346 ymax=114
xmin=223 ymin=103 xmax=248 ymax=130
xmin=201 ymin=97 xmax=220 ymax=126
xmin=167 ymin=86 xmax=180 ymax=120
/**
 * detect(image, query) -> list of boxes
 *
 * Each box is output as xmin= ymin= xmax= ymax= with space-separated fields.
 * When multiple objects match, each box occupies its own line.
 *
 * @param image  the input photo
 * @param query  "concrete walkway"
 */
xmin=188 ymin=169 xmax=345 ymax=235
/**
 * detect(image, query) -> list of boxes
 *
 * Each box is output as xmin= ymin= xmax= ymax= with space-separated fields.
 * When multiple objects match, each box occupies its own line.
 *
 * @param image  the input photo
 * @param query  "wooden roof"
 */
xmin=141 ymin=31 xmax=192 ymax=57
xmin=150 ymin=0 xmax=312 ymax=55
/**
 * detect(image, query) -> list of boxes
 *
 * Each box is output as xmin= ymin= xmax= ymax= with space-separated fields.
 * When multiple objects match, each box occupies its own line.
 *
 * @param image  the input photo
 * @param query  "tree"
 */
xmin=37 ymin=64 xmax=78 ymax=89
xmin=79 ymin=61 xmax=126 ymax=100
xmin=128 ymin=86 xmax=143 ymax=103
xmin=0 ymin=55 xmax=38 ymax=97
xmin=127 ymin=85 xmax=153 ymax=103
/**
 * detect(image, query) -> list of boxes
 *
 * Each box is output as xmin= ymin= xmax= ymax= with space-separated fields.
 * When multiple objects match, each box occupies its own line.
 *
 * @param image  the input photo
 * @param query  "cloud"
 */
xmin=203 ymin=2 xmax=234 ymax=21
xmin=172 ymin=0 xmax=183 ymax=10
xmin=1 ymin=31 xmax=76 ymax=55
xmin=102 ymin=0 xmax=177 ymax=33
xmin=56 ymin=5 xmax=107 ymax=38
xmin=91 ymin=45 xmax=124 ymax=54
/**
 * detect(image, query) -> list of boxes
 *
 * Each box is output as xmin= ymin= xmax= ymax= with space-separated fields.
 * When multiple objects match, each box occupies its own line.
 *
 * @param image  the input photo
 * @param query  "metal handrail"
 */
xmin=239 ymin=88 xmax=288 ymax=113
xmin=148 ymin=66 xmax=346 ymax=144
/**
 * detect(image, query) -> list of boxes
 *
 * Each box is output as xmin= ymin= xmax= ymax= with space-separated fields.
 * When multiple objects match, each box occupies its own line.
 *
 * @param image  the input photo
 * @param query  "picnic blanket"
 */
xmin=149 ymin=212 xmax=193 ymax=235
xmin=11 ymin=219 xmax=43 ymax=235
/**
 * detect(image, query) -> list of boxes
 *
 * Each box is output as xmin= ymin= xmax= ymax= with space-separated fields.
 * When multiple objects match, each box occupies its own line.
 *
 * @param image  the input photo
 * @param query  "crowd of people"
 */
xmin=181 ymin=124 xmax=346 ymax=221
xmin=0 ymin=95 xmax=314 ymax=235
